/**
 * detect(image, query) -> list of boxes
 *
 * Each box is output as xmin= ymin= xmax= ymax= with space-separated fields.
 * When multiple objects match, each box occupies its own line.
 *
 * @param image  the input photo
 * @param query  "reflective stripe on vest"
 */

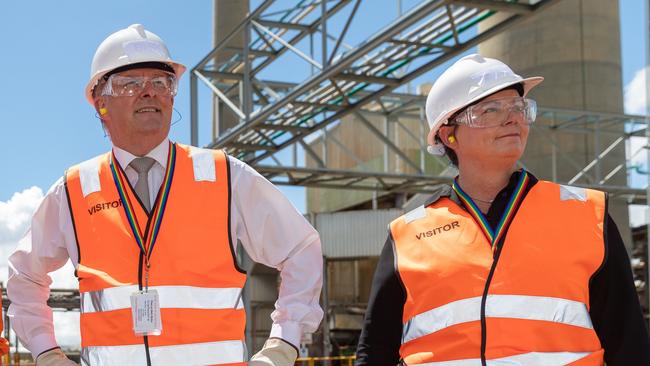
xmin=409 ymin=351 xmax=591 ymax=366
xmin=81 ymin=340 xmax=245 ymax=366
xmin=66 ymin=144 xmax=246 ymax=364
xmin=76 ymin=145 xmax=218 ymax=196
xmin=81 ymin=285 xmax=244 ymax=313
xmin=391 ymin=181 xmax=605 ymax=365
xmin=403 ymin=294 xmax=593 ymax=344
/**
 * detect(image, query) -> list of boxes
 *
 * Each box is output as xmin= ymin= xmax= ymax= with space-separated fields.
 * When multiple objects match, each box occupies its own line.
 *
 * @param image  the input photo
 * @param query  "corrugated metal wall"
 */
xmin=313 ymin=209 xmax=403 ymax=258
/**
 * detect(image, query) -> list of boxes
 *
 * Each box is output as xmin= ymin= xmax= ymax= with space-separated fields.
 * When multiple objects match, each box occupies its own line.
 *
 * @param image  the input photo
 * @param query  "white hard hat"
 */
xmin=425 ymin=54 xmax=543 ymax=155
xmin=85 ymin=24 xmax=186 ymax=105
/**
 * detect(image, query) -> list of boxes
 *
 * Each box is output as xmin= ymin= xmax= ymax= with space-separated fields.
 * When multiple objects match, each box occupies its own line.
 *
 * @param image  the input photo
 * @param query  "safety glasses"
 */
xmin=451 ymin=97 xmax=537 ymax=128
xmin=101 ymin=72 xmax=178 ymax=97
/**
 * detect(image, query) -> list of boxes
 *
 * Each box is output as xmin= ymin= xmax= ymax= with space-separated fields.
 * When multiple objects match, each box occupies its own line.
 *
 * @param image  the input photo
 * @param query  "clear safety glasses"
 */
xmin=451 ymin=97 xmax=537 ymax=128
xmin=101 ymin=72 xmax=178 ymax=98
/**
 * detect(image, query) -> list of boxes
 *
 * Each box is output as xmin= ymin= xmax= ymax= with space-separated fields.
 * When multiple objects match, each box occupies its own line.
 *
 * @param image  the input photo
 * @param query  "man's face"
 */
xmin=97 ymin=68 xmax=175 ymax=148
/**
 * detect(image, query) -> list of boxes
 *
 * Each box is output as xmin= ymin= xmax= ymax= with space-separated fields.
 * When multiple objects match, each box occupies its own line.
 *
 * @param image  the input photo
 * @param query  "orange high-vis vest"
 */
xmin=65 ymin=143 xmax=246 ymax=366
xmin=0 ymin=307 xmax=7 ymax=356
xmin=390 ymin=181 xmax=605 ymax=366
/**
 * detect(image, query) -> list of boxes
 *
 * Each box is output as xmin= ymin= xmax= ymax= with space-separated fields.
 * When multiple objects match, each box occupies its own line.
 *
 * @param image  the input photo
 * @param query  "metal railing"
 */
xmin=296 ymin=355 xmax=356 ymax=366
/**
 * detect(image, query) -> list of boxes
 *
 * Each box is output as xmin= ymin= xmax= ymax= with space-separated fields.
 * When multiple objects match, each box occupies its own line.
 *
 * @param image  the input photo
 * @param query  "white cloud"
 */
xmin=624 ymin=66 xmax=649 ymax=115
xmin=0 ymin=187 xmax=45 ymax=289
xmin=0 ymin=186 xmax=77 ymax=288
xmin=0 ymin=187 xmax=43 ymax=244
xmin=0 ymin=187 xmax=79 ymax=349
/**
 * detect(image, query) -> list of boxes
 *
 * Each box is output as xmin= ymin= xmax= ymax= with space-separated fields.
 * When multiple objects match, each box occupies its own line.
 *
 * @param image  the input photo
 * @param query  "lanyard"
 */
xmin=452 ymin=170 xmax=529 ymax=253
xmin=109 ymin=142 xmax=176 ymax=289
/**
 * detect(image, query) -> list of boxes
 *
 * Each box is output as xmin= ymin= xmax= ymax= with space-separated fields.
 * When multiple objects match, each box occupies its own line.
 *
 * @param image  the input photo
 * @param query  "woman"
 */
xmin=354 ymin=54 xmax=650 ymax=366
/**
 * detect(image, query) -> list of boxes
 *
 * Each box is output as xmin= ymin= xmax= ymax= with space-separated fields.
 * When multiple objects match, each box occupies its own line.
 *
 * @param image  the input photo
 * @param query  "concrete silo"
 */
xmin=478 ymin=0 xmax=632 ymax=247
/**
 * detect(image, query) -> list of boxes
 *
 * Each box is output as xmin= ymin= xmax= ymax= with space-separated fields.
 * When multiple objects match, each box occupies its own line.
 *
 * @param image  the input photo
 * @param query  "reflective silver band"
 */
xmin=411 ymin=351 xmax=591 ymax=366
xmin=402 ymin=295 xmax=593 ymax=344
xmin=81 ymin=339 xmax=245 ymax=366
xmin=77 ymin=147 xmax=217 ymax=199
xmin=189 ymin=146 xmax=216 ymax=182
xmin=81 ymin=285 xmax=244 ymax=313
xmin=402 ymin=296 xmax=481 ymax=344
xmin=78 ymin=155 xmax=104 ymax=197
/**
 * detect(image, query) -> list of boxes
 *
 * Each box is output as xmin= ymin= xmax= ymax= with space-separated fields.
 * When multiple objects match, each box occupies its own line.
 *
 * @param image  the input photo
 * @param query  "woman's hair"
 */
xmin=436 ymin=83 xmax=525 ymax=167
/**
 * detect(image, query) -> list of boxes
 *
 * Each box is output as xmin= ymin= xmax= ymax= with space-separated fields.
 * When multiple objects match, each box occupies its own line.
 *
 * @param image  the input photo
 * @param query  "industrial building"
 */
xmin=189 ymin=0 xmax=649 ymax=359
xmin=2 ymin=0 xmax=648 ymax=363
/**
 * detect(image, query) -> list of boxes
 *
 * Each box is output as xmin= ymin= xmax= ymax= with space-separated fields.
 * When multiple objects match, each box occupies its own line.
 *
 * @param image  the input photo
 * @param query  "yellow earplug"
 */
xmin=447 ymin=135 xmax=456 ymax=143
xmin=99 ymin=108 xmax=108 ymax=115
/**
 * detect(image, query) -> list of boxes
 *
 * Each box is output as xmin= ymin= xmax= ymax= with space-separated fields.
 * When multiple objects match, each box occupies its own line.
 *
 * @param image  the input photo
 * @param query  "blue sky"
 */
xmin=0 ymin=0 xmax=647 ymax=208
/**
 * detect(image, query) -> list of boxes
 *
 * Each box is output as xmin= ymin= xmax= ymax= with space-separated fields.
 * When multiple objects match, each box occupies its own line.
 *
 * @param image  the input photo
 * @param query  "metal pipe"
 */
xmin=321 ymin=256 xmax=331 ymax=361
xmin=321 ymin=0 xmax=328 ymax=68
xmin=243 ymin=21 xmax=252 ymax=120
xmin=190 ymin=72 xmax=199 ymax=146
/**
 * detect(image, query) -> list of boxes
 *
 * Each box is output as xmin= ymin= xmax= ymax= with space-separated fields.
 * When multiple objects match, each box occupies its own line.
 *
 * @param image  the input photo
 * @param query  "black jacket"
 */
xmin=355 ymin=172 xmax=650 ymax=366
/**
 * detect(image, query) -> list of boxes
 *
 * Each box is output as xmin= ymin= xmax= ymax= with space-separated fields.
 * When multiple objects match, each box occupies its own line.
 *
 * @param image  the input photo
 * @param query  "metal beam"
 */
xmin=354 ymin=112 xmax=423 ymax=173
xmin=253 ymin=124 xmax=311 ymax=133
xmin=453 ymin=0 xmax=534 ymax=14
xmin=194 ymin=70 xmax=246 ymax=120
xmin=201 ymin=70 xmax=243 ymax=81
xmin=334 ymin=73 xmax=401 ymax=86
xmin=256 ymin=19 xmax=311 ymax=31
xmin=213 ymin=0 xmax=453 ymax=147
xmin=213 ymin=0 xmax=564 ymax=164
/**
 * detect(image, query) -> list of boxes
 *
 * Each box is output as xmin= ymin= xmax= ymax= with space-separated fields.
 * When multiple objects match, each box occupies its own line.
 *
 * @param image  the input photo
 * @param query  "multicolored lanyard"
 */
xmin=452 ymin=170 xmax=529 ymax=253
xmin=109 ymin=142 xmax=176 ymax=289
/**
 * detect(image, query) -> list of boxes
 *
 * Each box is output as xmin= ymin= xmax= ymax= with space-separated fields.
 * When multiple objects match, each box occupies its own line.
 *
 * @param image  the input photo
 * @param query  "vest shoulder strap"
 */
xmin=177 ymin=143 xmax=227 ymax=183
xmin=67 ymin=153 xmax=110 ymax=198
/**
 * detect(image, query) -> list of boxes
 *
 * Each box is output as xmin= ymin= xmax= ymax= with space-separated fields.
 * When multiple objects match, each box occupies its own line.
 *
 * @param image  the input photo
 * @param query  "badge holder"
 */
xmin=110 ymin=146 xmax=175 ymax=338
xmin=130 ymin=263 xmax=162 ymax=336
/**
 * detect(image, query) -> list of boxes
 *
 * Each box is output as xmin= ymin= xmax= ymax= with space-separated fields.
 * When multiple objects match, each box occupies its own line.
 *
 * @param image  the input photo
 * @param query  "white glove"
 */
xmin=249 ymin=338 xmax=298 ymax=366
xmin=36 ymin=348 xmax=78 ymax=366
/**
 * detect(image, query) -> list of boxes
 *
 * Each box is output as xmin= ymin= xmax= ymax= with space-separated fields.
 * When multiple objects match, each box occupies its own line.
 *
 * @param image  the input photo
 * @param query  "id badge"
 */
xmin=130 ymin=289 xmax=162 ymax=336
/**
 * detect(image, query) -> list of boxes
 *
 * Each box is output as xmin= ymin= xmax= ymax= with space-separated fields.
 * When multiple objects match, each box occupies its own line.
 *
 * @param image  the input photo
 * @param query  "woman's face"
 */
xmin=440 ymin=89 xmax=530 ymax=169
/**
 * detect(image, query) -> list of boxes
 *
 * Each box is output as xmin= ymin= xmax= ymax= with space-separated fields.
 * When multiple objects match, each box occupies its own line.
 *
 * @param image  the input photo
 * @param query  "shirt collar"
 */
xmin=424 ymin=169 xmax=538 ymax=207
xmin=112 ymin=138 xmax=170 ymax=171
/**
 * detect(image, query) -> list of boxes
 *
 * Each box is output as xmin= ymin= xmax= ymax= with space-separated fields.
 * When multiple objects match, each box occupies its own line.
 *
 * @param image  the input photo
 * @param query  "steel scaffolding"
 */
xmin=190 ymin=0 xmax=562 ymax=163
xmin=190 ymin=0 xmax=650 ymax=338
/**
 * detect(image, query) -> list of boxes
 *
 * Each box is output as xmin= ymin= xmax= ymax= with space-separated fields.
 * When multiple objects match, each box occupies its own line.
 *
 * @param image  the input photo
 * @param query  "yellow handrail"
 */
xmin=295 ymin=355 xmax=356 ymax=366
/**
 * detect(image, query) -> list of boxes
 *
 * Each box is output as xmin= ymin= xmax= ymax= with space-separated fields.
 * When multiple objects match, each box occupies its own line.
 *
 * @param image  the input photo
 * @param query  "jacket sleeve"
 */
xmin=227 ymin=156 xmax=323 ymax=349
xmin=355 ymin=233 xmax=405 ymax=366
xmin=7 ymin=178 xmax=76 ymax=358
xmin=589 ymin=214 xmax=650 ymax=365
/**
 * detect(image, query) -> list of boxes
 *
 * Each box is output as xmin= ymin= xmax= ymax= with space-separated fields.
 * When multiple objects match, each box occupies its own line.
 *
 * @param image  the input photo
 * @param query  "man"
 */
xmin=355 ymin=54 xmax=650 ymax=365
xmin=8 ymin=24 xmax=323 ymax=366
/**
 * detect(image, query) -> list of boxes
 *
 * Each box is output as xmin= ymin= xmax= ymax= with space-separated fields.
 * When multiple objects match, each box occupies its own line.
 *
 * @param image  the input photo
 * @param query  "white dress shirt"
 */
xmin=7 ymin=139 xmax=323 ymax=358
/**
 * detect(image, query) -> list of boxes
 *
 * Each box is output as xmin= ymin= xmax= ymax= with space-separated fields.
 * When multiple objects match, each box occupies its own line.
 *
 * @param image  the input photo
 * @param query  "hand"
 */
xmin=36 ymin=348 xmax=78 ymax=366
xmin=249 ymin=338 xmax=298 ymax=366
